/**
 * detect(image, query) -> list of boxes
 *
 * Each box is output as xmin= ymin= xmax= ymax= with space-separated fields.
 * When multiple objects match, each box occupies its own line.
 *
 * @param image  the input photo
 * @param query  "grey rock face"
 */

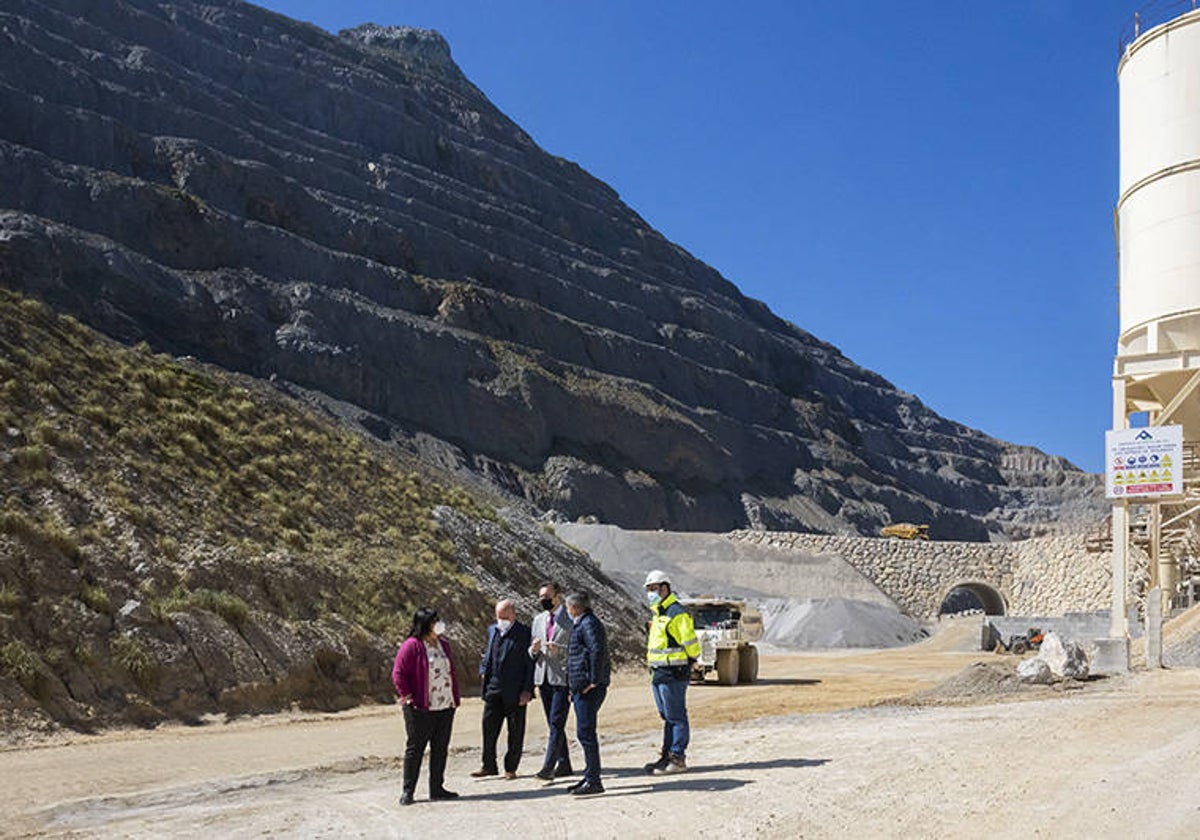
xmin=0 ymin=0 xmax=1104 ymax=538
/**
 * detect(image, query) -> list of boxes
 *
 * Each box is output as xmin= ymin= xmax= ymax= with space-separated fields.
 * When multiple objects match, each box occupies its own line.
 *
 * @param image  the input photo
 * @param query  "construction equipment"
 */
xmin=880 ymin=523 xmax=930 ymax=540
xmin=680 ymin=598 xmax=763 ymax=685
xmin=995 ymin=627 xmax=1045 ymax=655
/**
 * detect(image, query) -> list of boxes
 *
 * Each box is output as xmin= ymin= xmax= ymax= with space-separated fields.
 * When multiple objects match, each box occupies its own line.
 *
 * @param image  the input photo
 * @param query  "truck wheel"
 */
xmin=737 ymin=645 xmax=759 ymax=683
xmin=716 ymin=648 xmax=740 ymax=686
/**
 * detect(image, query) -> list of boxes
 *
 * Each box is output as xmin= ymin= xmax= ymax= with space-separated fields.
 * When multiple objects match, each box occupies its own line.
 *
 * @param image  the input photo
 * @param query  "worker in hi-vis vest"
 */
xmin=642 ymin=569 xmax=701 ymax=775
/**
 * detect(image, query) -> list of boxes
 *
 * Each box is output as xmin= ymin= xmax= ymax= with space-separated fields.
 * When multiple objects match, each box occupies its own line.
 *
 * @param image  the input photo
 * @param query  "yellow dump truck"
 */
xmin=880 ymin=523 xmax=930 ymax=540
xmin=680 ymin=598 xmax=764 ymax=685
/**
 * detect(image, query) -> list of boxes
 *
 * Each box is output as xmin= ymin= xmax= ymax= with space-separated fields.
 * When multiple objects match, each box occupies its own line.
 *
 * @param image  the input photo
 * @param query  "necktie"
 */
xmin=547 ymin=612 xmax=554 ymax=640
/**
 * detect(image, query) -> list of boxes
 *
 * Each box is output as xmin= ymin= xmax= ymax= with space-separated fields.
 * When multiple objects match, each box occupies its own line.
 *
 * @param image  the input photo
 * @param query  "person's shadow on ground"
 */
xmin=454 ymin=757 xmax=829 ymax=802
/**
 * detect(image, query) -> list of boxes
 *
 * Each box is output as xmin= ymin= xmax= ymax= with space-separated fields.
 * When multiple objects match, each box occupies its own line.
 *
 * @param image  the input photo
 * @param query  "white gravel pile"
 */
xmin=757 ymin=597 xmax=928 ymax=649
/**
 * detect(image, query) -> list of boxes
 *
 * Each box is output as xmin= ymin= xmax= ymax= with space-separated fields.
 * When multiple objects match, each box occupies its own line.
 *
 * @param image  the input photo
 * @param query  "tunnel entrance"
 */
xmin=938 ymin=582 xmax=1006 ymax=616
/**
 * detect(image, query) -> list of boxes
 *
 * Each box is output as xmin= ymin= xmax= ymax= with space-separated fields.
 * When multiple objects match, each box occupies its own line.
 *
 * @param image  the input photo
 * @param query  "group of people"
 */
xmin=390 ymin=570 xmax=700 ymax=804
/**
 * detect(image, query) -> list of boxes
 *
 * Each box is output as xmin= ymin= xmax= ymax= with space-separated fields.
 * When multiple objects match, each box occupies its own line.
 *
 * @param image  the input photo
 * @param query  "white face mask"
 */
xmin=570 ymin=611 xmax=583 ymax=625
xmin=646 ymin=590 xmax=661 ymax=607
xmin=496 ymin=618 xmax=513 ymax=633
xmin=433 ymin=620 xmax=446 ymax=636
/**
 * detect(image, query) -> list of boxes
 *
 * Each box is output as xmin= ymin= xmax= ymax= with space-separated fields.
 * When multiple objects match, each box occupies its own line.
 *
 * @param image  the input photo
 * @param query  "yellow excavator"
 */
xmin=880 ymin=523 xmax=930 ymax=540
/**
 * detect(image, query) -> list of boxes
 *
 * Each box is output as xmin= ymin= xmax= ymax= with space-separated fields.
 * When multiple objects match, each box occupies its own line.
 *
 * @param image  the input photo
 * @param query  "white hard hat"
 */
xmin=644 ymin=569 xmax=670 ymax=587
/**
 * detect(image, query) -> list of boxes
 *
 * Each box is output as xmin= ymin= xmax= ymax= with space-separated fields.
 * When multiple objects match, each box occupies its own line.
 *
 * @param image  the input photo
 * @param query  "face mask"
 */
xmin=570 ymin=611 xmax=583 ymax=625
xmin=540 ymin=598 xmax=554 ymax=612
xmin=497 ymin=618 xmax=513 ymax=633
xmin=646 ymin=591 xmax=661 ymax=607
xmin=433 ymin=620 xmax=446 ymax=636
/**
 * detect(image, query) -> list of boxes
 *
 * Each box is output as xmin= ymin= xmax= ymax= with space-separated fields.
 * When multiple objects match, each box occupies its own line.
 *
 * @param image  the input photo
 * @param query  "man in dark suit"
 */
xmin=472 ymin=599 xmax=535 ymax=780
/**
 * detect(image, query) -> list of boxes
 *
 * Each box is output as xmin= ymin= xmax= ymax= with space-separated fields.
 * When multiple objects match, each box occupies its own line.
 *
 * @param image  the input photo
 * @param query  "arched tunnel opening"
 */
xmin=939 ymin=582 xmax=1006 ymax=616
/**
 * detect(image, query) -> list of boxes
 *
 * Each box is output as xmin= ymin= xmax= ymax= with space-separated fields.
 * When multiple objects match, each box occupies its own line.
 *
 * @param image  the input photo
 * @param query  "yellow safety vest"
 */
xmin=646 ymin=593 xmax=701 ymax=668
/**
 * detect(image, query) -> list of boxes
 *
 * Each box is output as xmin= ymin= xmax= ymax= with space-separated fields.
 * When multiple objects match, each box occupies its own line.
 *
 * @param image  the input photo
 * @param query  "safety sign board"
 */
xmin=1105 ymin=425 xmax=1184 ymax=500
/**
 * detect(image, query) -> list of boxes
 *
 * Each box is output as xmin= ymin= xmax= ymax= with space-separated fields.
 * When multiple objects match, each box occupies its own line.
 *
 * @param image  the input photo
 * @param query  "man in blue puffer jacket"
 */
xmin=564 ymin=591 xmax=610 ymax=796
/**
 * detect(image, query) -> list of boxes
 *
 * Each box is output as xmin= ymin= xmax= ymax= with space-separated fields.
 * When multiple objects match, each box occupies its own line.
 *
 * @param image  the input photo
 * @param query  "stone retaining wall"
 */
xmin=726 ymin=531 xmax=1128 ymax=618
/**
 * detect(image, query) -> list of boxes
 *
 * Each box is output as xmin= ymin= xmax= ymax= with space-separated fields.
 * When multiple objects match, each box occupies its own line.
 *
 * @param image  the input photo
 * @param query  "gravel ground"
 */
xmin=5 ymin=627 xmax=1196 ymax=839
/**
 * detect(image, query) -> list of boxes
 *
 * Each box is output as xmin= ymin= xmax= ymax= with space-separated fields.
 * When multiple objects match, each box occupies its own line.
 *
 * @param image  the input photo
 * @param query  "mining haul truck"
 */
xmin=880 ymin=523 xmax=930 ymax=540
xmin=680 ymin=598 xmax=764 ymax=686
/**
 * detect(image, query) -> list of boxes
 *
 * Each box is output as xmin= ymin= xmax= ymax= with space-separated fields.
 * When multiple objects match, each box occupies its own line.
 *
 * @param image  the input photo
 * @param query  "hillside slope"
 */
xmin=0 ymin=290 xmax=642 ymax=732
xmin=0 ymin=0 xmax=1104 ymax=539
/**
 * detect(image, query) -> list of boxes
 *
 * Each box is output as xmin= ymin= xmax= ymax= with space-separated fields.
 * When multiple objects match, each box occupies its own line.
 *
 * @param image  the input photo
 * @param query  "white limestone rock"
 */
xmin=1017 ymin=657 xmax=1054 ymax=684
xmin=1038 ymin=631 xmax=1090 ymax=680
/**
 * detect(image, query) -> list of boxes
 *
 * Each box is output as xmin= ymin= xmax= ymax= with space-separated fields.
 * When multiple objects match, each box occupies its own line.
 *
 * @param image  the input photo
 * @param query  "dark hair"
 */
xmin=539 ymin=581 xmax=561 ymax=594
xmin=408 ymin=607 xmax=438 ymax=639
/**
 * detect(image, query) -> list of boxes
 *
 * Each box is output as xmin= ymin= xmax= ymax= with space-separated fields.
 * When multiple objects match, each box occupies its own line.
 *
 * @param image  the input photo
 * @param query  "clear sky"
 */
xmin=253 ymin=0 xmax=1151 ymax=473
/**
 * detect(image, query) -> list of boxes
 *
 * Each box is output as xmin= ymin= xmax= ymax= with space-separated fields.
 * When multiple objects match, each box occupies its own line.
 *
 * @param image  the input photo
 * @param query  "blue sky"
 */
xmin=254 ymin=0 xmax=1152 ymax=473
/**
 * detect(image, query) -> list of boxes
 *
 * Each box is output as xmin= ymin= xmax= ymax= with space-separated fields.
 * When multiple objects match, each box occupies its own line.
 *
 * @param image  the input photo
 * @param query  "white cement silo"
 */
xmin=1117 ymin=9 xmax=1200 ymax=355
xmin=1106 ymin=7 xmax=1200 ymax=671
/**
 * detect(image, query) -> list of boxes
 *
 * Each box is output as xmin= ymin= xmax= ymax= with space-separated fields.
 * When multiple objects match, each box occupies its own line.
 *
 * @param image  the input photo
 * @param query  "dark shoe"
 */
xmin=570 ymin=781 xmax=605 ymax=796
xmin=470 ymin=768 xmax=498 ymax=778
xmin=430 ymin=789 xmax=459 ymax=801
xmin=653 ymin=755 xmax=688 ymax=776
xmin=643 ymin=755 xmax=670 ymax=773
xmin=553 ymin=764 xmax=574 ymax=777
xmin=399 ymin=791 xmax=415 ymax=806
xmin=503 ymin=771 xmax=518 ymax=780
xmin=535 ymin=768 xmax=556 ymax=782
xmin=565 ymin=779 xmax=586 ymax=792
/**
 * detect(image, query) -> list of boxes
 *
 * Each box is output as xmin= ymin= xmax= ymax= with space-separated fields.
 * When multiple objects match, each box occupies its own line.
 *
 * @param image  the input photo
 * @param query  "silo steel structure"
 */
xmin=1110 ymin=6 xmax=1200 ymax=663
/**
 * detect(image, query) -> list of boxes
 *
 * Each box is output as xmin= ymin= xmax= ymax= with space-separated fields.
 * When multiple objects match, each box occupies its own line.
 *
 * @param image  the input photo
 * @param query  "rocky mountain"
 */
xmin=0 ymin=0 xmax=1104 ymax=540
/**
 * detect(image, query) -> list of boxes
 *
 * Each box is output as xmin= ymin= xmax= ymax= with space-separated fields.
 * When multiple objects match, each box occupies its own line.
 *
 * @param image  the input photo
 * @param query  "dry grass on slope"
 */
xmin=0 ymin=289 xmax=503 ymax=729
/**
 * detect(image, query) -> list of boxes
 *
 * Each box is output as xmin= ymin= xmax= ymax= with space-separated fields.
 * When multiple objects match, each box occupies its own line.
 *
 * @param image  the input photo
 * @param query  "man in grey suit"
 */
xmin=529 ymin=581 xmax=574 ymax=781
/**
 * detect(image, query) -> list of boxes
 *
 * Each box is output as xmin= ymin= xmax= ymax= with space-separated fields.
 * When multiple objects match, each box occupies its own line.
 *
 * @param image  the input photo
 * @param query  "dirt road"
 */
xmin=3 ymin=630 xmax=1197 ymax=838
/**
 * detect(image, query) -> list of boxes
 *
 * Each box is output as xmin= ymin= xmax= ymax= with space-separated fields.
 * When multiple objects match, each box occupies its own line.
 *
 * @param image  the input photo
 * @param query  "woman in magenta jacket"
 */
xmin=392 ymin=606 xmax=461 ymax=805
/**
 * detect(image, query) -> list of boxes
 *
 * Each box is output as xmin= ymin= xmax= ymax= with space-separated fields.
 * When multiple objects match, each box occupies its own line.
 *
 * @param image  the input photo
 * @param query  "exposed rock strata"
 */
xmin=0 ymin=0 xmax=1104 ymax=538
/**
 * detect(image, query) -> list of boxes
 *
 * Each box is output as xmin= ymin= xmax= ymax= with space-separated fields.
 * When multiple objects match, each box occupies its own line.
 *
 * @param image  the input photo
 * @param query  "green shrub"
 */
xmin=80 ymin=583 xmax=111 ymax=614
xmin=0 ymin=584 xmax=19 ymax=612
xmin=0 ymin=640 xmax=38 ymax=686
xmin=13 ymin=445 xmax=49 ymax=474
xmin=282 ymin=529 xmax=307 ymax=550
xmin=0 ymin=510 xmax=39 ymax=541
xmin=156 ymin=535 xmax=180 ymax=562
xmin=203 ymin=590 xmax=249 ymax=628
xmin=0 ymin=512 xmax=81 ymax=560
xmin=111 ymin=635 xmax=158 ymax=689
xmin=18 ymin=297 xmax=46 ymax=319
xmin=148 ymin=599 xmax=176 ymax=625
xmin=150 ymin=588 xmax=249 ymax=629
xmin=42 ymin=521 xmax=81 ymax=561
xmin=29 ymin=357 xmax=54 ymax=380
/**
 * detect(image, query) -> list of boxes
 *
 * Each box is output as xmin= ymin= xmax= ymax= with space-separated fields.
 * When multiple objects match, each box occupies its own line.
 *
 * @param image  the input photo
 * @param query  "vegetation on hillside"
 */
xmin=0 ymin=289 xmax=511 ymax=728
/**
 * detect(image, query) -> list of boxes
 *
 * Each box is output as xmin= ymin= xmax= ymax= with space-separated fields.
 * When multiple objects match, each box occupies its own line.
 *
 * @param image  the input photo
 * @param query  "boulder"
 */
xmin=1037 ymin=631 xmax=1090 ymax=680
xmin=1016 ymin=657 xmax=1054 ymax=684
